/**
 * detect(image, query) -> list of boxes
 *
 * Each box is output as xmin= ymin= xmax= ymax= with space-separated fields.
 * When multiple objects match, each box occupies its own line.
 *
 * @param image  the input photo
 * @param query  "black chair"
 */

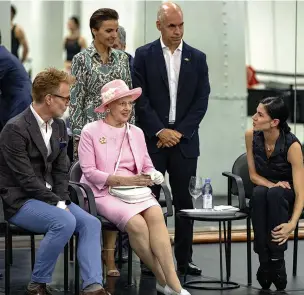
xmin=176 ymin=165 xmax=251 ymax=290
xmin=223 ymin=153 xmax=303 ymax=280
xmin=69 ymin=160 xmax=173 ymax=285
xmin=0 ymin=183 xmax=84 ymax=295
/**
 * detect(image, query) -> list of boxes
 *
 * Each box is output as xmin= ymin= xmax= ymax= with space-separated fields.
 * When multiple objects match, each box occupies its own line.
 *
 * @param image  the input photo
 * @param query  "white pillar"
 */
xmin=0 ymin=1 xmax=11 ymax=50
xmin=63 ymin=0 xmax=81 ymax=38
xmin=31 ymin=0 xmax=64 ymax=77
xmin=80 ymin=0 xmax=147 ymax=56
xmin=145 ymin=0 xmax=247 ymax=195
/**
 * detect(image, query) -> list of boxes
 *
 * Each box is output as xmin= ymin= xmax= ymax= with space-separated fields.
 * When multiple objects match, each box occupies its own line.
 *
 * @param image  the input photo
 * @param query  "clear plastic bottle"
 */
xmin=202 ymin=178 xmax=213 ymax=209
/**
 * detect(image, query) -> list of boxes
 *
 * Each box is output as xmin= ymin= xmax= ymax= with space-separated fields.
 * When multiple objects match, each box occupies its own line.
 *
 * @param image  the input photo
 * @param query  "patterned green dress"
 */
xmin=70 ymin=42 xmax=134 ymax=159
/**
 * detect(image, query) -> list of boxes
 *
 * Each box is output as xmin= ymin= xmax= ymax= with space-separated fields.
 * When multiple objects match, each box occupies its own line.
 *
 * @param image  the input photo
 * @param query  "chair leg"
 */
xmin=246 ymin=217 xmax=252 ymax=286
xmin=293 ymin=222 xmax=299 ymax=276
xmin=64 ymin=244 xmax=69 ymax=291
xmin=117 ymin=232 xmax=123 ymax=269
xmin=127 ymin=241 xmax=133 ymax=286
xmin=8 ymin=231 xmax=12 ymax=266
xmin=70 ymin=237 xmax=74 ymax=262
xmin=223 ymin=221 xmax=229 ymax=282
xmin=227 ymin=220 xmax=232 ymax=281
xmin=75 ymin=236 xmax=80 ymax=295
xmin=30 ymin=235 xmax=35 ymax=271
xmin=5 ymin=226 xmax=10 ymax=295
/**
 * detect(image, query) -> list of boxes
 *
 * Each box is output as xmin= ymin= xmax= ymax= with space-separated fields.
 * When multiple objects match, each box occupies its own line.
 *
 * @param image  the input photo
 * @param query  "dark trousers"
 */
xmin=150 ymin=144 xmax=197 ymax=267
xmin=250 ymin=186 xmax=295 ymax=262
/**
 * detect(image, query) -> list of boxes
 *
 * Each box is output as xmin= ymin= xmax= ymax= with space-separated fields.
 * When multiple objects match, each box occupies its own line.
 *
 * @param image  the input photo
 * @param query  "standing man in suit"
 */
xmin=0 ymin=31 xmax=32 ymax=132
xmin=0 ymin=68 xmax=108 ymax=295
xmin=133 ymin=1 xmax=210 ymax=276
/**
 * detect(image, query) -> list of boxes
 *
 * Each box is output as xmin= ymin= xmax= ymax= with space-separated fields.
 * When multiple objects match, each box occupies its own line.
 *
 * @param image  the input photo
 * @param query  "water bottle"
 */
xmin=202 ymin=178 xmax=213 ymax=209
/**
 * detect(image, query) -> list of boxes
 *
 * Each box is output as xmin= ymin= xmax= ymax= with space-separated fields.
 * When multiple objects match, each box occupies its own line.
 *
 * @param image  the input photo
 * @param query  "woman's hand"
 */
xmin=142 ymin=171 xmax=164 ymax=185
xmin=271 ymin=222 xmax=296 ymax=245
xmin=272 ymin=181 xmax=291 ymax=189
xmin=123 ymin=175 xmax=154 ymax=187
xmin=107 ymin=175 xmax=153 ymax=187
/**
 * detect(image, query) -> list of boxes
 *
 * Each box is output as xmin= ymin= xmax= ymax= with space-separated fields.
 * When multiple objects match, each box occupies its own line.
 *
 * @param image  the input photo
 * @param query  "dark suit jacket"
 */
xmin=0 ymin=46 xmax=32 ymax=131
xmin=124 ymin=51 xmax=134 ymax=76
xmin=133 ymin=39 xmax=210 ymax=158
xmin=0 ymin=107 xmax=71 ymax=219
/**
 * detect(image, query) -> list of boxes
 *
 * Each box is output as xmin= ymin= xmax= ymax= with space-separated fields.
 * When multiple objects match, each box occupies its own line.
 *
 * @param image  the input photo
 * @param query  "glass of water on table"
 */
xmin=189 ymin=176 xmax=203 ymax=209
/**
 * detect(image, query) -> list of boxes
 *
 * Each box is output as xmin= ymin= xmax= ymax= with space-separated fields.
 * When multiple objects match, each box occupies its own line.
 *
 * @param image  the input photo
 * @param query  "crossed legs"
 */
xmin=125 ymin=205 xmax=181 ymax=293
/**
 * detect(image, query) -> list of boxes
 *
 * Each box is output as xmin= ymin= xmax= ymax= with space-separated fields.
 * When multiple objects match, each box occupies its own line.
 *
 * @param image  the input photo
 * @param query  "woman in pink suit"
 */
xmin=78 ymin=79 xmax=190 ymax=295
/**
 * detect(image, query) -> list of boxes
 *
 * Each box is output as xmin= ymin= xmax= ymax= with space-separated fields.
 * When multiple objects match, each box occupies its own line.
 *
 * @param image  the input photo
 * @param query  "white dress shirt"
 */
xmin=30 ymin=104 xmax=53 ymax=157
xmin=160 ymin=38 xmax=183 ymax=123
xmin=30 ymin=105 xmax=66 ymax=209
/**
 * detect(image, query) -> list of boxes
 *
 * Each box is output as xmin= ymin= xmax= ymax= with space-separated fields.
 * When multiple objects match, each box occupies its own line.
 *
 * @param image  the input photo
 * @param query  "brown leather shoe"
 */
xmin=81 ymin=288 xmax=110 ymax=295
xmin=25 ymin=284 xmax=49 ymax=295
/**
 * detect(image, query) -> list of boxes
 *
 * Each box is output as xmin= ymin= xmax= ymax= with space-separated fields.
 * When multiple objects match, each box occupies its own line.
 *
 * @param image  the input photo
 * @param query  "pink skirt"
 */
xmin=95 ymin=194 xmax=160 ymax=231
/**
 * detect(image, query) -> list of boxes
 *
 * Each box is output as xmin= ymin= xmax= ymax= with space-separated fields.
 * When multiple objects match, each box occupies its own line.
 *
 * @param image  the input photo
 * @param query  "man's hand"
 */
xmin=271 ymin=222 xmax=296 ymax=245
xmin=157 ymin=129 xmax=183 ymax=148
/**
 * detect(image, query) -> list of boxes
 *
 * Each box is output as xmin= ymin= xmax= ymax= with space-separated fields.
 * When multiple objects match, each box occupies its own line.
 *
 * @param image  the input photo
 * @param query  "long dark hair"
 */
xmin=260 ymin=96 xmax=291 ymax=133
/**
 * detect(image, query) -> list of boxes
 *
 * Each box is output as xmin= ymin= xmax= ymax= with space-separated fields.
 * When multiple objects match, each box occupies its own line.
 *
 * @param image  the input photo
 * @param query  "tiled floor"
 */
xmin=1 ymin=241 xmax=304 ymax=294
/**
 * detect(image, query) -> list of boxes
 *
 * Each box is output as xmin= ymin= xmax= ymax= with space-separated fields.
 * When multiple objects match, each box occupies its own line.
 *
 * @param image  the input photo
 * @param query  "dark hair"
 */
xmin=260 ymin=96 xmax=291 ymax=133
xmin=70 ymin=16 xmax=80 ymax=28
xmin=11 ymin=5 xmax=16 ymax=18
xmin=89 ymin=8 xmax=119 ymax=39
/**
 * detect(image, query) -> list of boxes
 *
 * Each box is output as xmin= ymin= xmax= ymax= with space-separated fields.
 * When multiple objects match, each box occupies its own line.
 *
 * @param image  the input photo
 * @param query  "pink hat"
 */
xmin=94 ymin=79 xmax=142 ymax=113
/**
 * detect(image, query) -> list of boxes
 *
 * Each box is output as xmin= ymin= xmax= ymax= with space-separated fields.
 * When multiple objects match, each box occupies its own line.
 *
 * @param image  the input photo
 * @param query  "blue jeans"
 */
xmin=9 ymin=199 xmax=102 ymax=289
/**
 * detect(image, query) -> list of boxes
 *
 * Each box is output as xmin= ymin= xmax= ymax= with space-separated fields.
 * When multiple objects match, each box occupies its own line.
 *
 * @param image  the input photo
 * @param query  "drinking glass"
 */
xmin=189 ymin=176 xmax=203 ymax=209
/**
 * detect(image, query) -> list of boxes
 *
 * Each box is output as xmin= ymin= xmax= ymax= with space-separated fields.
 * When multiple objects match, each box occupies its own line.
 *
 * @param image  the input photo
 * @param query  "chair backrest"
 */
xmin=231 ymin=153 xmax=254 ymax=199
xmin=69 ymin=161 xmax=82 ymax=182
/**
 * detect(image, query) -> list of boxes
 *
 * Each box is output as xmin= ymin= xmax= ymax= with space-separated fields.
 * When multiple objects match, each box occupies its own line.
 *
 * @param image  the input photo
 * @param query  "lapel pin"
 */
xmin=184 ymin=58 xmax=190 ymax=61
xmin=99 ymin=137 xmax=107 ymax=144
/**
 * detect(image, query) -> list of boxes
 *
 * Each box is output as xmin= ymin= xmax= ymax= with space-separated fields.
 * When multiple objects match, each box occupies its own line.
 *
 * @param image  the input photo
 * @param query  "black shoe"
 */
xmin=140 ymin=263 xmax=154 ymax=276
xmin=177 ymin=262 xmax=202 ymax=276
xmin=256 ymin=262 xmax=272 ymax=290
xmin=271 ymin=259 xmax=287 ymax=291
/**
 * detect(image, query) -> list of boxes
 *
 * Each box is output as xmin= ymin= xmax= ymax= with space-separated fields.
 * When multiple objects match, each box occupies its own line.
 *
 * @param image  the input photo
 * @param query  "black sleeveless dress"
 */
xmin=65 ymin=38 xmax=81 ymax=62
xmin=252 ymin=130 xmax=300 ymax=185
xmin=11 ymin=25 xmax=20 ymax=59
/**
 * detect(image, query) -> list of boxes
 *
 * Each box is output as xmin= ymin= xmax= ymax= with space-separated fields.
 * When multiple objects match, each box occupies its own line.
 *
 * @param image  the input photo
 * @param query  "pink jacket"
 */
xmin=78 ymin=120 xmax=155 ymax=198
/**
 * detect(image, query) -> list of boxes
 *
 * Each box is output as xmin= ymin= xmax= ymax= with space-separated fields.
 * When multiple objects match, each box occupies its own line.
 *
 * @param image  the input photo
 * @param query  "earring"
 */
xmin=106 ymin=109 xmax=110 ymax=113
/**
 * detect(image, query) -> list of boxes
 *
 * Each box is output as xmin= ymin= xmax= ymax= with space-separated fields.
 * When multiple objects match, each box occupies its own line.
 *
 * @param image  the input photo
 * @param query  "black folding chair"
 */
xmin=0 ymin=183 xmax=84 ymax=295
xmin=69 ymin=160 xmax=173 ymax=285
xmin=223 ymin=152 xmax=304 ymax=283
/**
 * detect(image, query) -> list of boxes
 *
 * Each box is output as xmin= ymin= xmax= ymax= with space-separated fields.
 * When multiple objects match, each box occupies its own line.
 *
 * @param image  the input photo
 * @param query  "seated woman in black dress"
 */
xmin=245 ymin=97 xmax=304 ymax=291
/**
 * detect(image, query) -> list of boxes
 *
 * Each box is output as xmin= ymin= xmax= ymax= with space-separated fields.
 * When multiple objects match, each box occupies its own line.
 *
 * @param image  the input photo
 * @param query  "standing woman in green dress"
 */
xmin=70 ymin=8 xmax=134 ymax=278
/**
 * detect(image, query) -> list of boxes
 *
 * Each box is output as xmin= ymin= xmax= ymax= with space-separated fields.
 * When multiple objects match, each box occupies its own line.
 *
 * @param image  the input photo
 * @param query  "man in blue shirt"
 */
xmin=0 ymin=31 xmax=32 ymax=132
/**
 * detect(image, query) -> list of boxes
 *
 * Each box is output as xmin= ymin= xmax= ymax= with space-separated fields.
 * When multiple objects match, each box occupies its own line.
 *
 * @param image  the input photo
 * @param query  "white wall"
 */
xmin=0 ymin=1 xmax=11 ymax=50
xmin=12 ymin=0 xmax=65 ymax=77
xmin=80 ymin=1 xmax=146 ymax=56
xmin=245 ymin=1 xmax=297 ymax=74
